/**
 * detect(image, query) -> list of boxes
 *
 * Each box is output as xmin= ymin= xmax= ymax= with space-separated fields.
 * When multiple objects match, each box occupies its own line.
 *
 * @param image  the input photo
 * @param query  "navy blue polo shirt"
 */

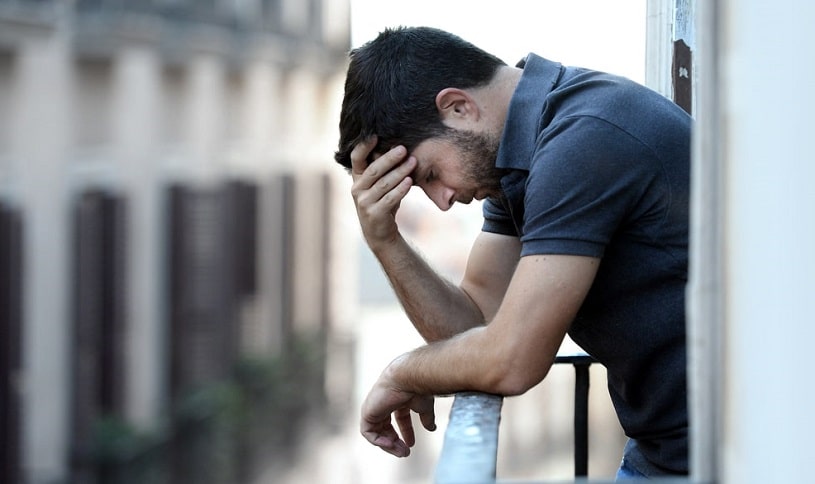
xmin=483 ymin=54 xmax=691 ymax=475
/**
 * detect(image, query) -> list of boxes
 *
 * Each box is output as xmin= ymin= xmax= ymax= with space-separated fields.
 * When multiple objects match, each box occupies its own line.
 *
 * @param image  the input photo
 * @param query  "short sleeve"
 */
xmin=481 ymin=197 xmax=518 ymax=236
xmin=520 ymin=115 xmax=664 ymax=258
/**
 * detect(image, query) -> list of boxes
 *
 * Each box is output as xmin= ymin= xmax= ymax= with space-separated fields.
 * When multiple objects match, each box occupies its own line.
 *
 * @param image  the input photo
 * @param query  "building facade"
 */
xmin=0 ymin=1 xmax=351 ymax=482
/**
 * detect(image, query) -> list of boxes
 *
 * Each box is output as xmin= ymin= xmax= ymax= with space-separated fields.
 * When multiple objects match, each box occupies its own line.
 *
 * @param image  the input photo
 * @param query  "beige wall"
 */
xmin=0 ymin=2 xmax=351 ymax=482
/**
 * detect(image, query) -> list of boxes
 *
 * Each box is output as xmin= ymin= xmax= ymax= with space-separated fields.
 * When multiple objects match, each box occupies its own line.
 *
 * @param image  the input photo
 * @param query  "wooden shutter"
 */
xmin=69 ymin=189 xmax=128 ymax=479
xmin=167 ymin=184 xmax=238 ymax=397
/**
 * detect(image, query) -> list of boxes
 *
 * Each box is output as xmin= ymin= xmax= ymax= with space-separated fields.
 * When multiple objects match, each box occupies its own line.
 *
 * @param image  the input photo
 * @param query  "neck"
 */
xmin=478 ymin=66 xmax=523 ymax=134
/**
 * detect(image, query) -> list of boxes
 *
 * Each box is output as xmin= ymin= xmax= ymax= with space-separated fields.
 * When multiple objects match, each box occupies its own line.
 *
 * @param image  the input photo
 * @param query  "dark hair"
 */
xmin=334 ymin=26 xmax=507 ymax=170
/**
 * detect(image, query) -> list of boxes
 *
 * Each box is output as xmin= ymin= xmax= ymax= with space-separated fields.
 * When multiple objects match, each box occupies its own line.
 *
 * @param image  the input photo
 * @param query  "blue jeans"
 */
xmin=616 ymin=456 xmax=648 ymax=480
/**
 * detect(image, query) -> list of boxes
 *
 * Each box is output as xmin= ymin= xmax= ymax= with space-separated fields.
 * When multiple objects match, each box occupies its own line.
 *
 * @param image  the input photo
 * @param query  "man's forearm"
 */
xmin=371 ymin=235 xmax=485 ymax=342
xmin=382 ymin=253 xmax=598 ymax=398
xmin=384 ymin=324 xmax=523 ymax=397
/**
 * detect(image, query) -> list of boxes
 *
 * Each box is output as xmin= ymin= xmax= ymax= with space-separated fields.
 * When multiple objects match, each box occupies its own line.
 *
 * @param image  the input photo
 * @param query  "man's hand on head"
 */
xmin=349 ymin=136 xmax=417 ymax=250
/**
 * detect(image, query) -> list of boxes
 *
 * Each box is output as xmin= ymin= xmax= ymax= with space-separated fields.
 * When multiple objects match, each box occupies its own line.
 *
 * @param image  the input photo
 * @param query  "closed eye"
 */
xmin=411 ymin=168 xmax=434 ymax=186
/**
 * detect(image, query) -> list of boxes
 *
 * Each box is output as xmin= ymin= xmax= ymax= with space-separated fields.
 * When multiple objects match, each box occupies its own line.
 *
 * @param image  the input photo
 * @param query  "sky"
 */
xmin=350 ymin=0 xmax=647 ymax=83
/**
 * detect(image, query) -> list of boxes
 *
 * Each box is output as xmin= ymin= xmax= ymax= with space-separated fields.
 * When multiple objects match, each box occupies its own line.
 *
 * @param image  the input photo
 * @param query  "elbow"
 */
xmin=489 ymin=370 xmax=541 ymax=397
xmin=470 ymin=326 xmax=555 ymax=397
xmin=482 ymin=352 xmax=550 ymax=397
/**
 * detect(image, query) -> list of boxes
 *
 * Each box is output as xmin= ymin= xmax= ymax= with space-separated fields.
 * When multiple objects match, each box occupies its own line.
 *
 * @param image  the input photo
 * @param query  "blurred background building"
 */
xmin=0 ymin=0 xmax=352 ymax=483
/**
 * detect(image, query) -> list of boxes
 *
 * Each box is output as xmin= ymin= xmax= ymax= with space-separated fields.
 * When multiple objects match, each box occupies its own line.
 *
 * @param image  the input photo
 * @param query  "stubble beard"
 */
xmin=445 ymin=128 xmax=505 ymax=200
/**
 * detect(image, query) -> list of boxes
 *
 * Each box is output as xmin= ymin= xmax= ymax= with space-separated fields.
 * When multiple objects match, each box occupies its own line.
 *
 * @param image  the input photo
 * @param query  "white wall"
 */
xmin=719 ymin=1 xmax=815 ymax=482
xmin=694 ymin=1 xmax=815 ymax=482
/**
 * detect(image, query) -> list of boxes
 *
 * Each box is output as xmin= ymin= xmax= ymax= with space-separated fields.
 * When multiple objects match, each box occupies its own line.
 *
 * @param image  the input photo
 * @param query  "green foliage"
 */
xmin=91 ymin=415 xmax=156 ymax=462
xmin=87 ymin=333 xmax=328 ymax=484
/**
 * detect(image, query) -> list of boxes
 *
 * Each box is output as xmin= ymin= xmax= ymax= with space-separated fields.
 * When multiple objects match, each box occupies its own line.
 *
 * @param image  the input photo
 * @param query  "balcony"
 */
xmin=434 ymin=352 xmax=692 ymax=483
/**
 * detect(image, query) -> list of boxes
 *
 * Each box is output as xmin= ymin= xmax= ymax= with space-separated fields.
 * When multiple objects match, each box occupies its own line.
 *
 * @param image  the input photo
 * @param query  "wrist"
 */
xmin=367 ymin=232 xmax=407 ymax=259
xmin=382 ymin=352 xmax=411 ymax=391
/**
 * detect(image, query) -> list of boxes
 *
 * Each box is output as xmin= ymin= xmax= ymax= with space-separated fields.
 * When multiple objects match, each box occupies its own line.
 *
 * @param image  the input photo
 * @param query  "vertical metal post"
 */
xmin=574 ymin=361 xmax=591 ymax=477
xmin=555 ymin=353 xmax=595 ymax=478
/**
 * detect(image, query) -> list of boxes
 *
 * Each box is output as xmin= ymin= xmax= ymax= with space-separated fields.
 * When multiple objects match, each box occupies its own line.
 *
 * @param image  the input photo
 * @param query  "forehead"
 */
xmin=409 ymin=137 xmax=459 ymax=181
xmin=410 ymin=136 xmax=456 ymax=160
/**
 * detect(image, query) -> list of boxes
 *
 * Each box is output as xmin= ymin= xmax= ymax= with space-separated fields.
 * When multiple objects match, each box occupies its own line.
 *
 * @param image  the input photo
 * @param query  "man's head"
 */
xmin=334 ymin=26 xmax=507 ymax=170
xmin=409 ymin=127 xmax=505 ymax=209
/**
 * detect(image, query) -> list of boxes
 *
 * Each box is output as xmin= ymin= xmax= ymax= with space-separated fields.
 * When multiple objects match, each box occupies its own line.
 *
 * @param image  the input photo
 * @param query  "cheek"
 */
xmin=418 ymin=180 xmax=449 ymax=201
xmin=417 ymin=181 xmax=435 ymax=198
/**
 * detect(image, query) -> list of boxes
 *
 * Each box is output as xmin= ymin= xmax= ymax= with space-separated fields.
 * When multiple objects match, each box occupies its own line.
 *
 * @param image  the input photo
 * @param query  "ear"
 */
xmin=435 ymin=88 xmax=479 ymax=126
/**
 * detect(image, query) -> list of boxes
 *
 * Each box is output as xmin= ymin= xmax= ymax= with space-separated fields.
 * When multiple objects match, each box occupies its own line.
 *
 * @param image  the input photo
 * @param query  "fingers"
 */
xmin=360 ymin=381 xmax=437 ymax=458
xmin=361 ymin=422 xmax=411 ymax=457
xmin=394 ymin=397 xmax=436 ymax=448
xmin=360 ymin=383 xmax=412 ymax=458
xmin=350 ymin=142 xmax=416 ymax=247
xmin=351 ymin=138 xmax=414 ymax=185
xmin=350 ymin=136 xmax=378 ymax=176
xmin=360 ymin=407 xmax=435 ymax=458
xmin=395 ymin=407 xmax=416 ymax=447
xmin=352 ymin=152 xmax=415 ymax=206
xmin=414 ymin=396 xmax=437 ymax=432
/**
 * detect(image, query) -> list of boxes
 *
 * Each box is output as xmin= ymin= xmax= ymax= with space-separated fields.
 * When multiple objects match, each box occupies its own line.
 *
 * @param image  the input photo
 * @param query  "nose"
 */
xmin=421 ymin=184 xmax=456 ymax=211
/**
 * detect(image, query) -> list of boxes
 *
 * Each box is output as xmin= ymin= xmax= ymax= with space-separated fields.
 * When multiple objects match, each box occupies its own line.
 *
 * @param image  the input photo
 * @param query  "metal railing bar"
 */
xmin=435 ymin=392 xmax=503 ymax=484
xmin=555 ymin=353 xmax=596 ymax=477
xmin=435 ymin=353 xmax=597 ymax=483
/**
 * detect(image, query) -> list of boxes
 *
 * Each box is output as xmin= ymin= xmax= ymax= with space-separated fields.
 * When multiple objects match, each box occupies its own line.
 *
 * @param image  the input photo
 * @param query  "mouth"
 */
xmin=452 ymin=190 xmax=480 ymax=207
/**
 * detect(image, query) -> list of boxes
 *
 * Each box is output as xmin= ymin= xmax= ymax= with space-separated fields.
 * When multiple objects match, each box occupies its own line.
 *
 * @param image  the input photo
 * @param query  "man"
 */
xmin=334 ymin=26 xmax=690 ymax=478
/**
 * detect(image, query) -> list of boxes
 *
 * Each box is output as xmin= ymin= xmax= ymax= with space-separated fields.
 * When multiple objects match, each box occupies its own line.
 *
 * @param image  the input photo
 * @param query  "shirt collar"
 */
xmin=494 ymin=53 xmax=563 ymax=171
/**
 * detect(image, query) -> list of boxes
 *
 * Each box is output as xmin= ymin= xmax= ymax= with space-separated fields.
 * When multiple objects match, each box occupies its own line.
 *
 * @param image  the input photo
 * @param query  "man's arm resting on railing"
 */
xmin=359 ymin=254 xmax=599 ymax=457
xmin=435 ymin=353 xmax=598 ymax=483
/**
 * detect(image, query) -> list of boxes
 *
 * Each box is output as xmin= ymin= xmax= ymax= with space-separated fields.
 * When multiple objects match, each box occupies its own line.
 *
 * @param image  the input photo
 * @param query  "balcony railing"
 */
xmin=434 ymin=352 xmax=597 ymax=484
xmin=435 ymin=392 xmax=503 ymax=484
